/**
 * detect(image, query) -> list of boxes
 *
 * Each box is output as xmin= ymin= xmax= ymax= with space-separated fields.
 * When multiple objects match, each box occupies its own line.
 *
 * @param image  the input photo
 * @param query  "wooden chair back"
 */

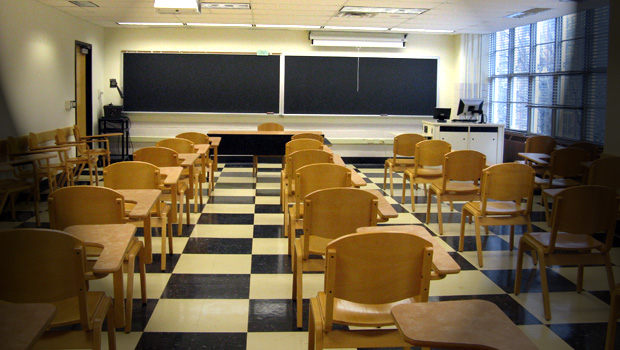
xmin=548 ymin=185 xmax=618 ymax=254
xmin=302 ymin=188 xmax=377 ymax=258
xmin=393 ymin=133 xmax=425 ymax=158
xmin=285 ymin=149 xmax=333 ymax=181
xmin=291 ymin=132 xmax=323 ymax=143
xmin=0 ymin=228 xmax=92 ymax=328
xmin=480 ymin=163 xmax=535 ymax=214
xmin=548 ymin=147 xmax=589 ymax=178
xmin=285 ymin=139 xmax=323 ymax=159
xmin=588 ymin=156 xmax=620 ymax=191
xmin=570 ymin=141 xmax=599 ymax=161
xmin=442 ymin=150 xmax=486 ymax=184
xmin=104 ymin=161 xmax=161 ymax=190
xmin=176 ymin=132 xmax=209 ymax=145
xmin=48 ymin=186 xmax=125 ymax=229
xmin=56 ymin=128 xmax=89 ymax=157
xmin=323 ymin=231 xmax=433 ymax=329
xmin=525 ymin=135 xmax=556 ymax=154
xmin=294 ymin=163 xmax=351 ymax=215
xmin=258 ymin=122 xmax=284 ymax=131
xmin=133 ymin=146 xmax=180 ymax=167
xmin=414 ymin=139 xmax=451 ymax=170
xmin=156 ymin=138 xmax=195 ymax=154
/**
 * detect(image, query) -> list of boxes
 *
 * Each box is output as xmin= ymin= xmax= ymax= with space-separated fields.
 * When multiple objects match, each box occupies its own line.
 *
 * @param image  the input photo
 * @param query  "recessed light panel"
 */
xmin=201 ymin=3 xmax=251 ymax=9
xmin=340 ymin=6 xmax=428 ymax=15
xmin=505 ymin=8 xmax=551 ymax=19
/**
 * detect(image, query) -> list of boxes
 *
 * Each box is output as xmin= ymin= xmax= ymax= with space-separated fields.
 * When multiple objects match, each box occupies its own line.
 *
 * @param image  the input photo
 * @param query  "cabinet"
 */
xmin=98 ymin=117 xmax=130 ymax=161
xmin=422 ymin=121 xmax=504 ymax=164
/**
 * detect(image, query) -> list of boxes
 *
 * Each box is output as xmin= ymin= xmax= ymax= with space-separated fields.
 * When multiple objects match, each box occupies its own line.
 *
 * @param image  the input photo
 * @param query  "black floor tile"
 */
xmin=248 ymin=299 xmax=299 ymax=332
xmin=440 ymin=234 xmax=511 ymax=251
xmin=256 ymin=189 xmax=280 ymax=196
xmin=482 ymin=268 xmax=577 ymax=294
xmin=207 ymin=196 xmax=255 ymax=204
xmin=255 ymin=204 xmax=282 ymax=213
xmin=215 ymin=183 xmax=256 ymax=189
xmin=136 ymin=332 xmax=247 ymax=350
xmin=183 ymin=237 xmax=253 ymax=254
xmin=162 ymin=274 xmax=250 ymax=299
xmin=430 ymin=294 xmax=542 ymax=325
xmin=251 ymin=255 xmax=292 ymax=274
xmin=549 ymin=322 xmax=614 ymax=350
xmin=253 ymin=225 xmax=284 ymax=238
xmin=198 ymin=213 xmax=255 ymax=225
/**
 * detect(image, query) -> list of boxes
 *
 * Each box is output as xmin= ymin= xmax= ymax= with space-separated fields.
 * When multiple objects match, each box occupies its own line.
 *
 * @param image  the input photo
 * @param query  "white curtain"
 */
xmin=459 ymin=33 xmax=486 ymax=99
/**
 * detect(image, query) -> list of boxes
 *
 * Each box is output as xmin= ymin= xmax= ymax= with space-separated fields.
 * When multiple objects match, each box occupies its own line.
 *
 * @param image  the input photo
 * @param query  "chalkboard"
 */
xmin=122 ymin=53 xmax=438 ymax=116
xmin=123 ymin=53 xmax=280 ymax=113
xmin=284 ymin=56 xmax=437 ymax=115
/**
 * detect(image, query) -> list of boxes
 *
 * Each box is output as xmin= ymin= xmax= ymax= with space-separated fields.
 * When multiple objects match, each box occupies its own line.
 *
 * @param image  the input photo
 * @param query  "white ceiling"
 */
xmin=36 ymin=0 xmax=608 ymax=34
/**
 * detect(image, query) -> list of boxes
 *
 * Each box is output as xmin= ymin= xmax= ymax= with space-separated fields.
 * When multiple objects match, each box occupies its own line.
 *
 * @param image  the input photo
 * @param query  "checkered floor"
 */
xmin=2 ymin=162 xmax=619 ymax=350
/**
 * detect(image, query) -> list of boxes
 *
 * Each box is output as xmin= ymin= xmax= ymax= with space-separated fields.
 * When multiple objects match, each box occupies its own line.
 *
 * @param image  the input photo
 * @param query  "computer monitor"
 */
xmin=457 ymin=98 xmax=484 ymax=117
xmin=433 ymin=108 xmax=451 ymax=123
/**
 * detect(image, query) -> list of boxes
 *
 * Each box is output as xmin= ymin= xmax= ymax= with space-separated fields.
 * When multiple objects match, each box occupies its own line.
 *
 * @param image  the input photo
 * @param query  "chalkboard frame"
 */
xmin=121 ymin=51 xmax=439 ymax=117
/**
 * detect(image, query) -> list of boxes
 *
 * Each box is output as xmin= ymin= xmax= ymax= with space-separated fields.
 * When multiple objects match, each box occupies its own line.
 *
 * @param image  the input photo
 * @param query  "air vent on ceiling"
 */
xmin=69 ymin=1 xmax=99 ymax=7
xmin=505 ymin=8 xmax=551 ymax=19
xmin=336 ymin=12 xmax=376 ymax=19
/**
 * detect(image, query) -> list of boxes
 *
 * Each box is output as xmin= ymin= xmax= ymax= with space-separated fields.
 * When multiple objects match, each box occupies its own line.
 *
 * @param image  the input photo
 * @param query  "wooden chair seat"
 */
xmin=526 ymin=231 xmax=604 ymax=250
xmin=535 ymin=176 xmax=581 ymax=188
xmin=443 ymin=182 xmax=479 ymax=193
xmin=463 ymin=201 xmax=528 ymax=215
xmin=49 ymin=292 xmax=107 ymax=327
xmin=318 ymin=293 xmax=413 ymax=327
xmin=402 ymin=140 xmax=451 ymax=211
xmin=410 ymin=167 xmax=442 ymax=176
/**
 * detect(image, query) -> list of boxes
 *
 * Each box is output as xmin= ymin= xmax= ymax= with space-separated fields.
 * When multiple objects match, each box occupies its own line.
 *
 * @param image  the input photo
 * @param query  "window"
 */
xmin=488 ymin=6 xmax=609 ymax=144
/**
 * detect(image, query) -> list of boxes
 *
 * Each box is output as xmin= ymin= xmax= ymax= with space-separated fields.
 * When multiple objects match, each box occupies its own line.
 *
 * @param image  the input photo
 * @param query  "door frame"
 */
xmin=75 ymin=41 xmax=93 ymax=136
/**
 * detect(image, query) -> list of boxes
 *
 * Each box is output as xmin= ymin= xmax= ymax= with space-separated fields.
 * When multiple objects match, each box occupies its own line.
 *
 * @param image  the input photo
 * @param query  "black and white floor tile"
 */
xmin=3 ymin=162 xmax=619 ymax=350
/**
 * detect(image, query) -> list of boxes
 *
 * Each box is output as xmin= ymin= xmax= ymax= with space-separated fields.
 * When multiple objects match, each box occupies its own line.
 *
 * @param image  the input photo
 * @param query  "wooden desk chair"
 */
xmin=293 ymin=187 xmax=378 ymax=328
xmin=73 ymin=125 xmax=112 ymax=168
xmin=0 ymin=228 xmax=116 ymax=349
xmin=606 ymin=283 xmax=620 ymax=350
xmin=281 ymin=148 xmax=333 ymax=214
xmin=176 ymin=132 xmax=214 ymax=193
xmin=384 ymin=133 xmax=425 ymax=197
xmin=460 ymin=163 xmax=535 ymax=267
xmin=402 ymin=139 xmax=451 ymax=211
xmin=515 ymin=185 xmax=618 ymax=320
xmin=588 ymin=156 xmax=620 ymax=191
xmin=291 ymin=132 xmax=324 ymax=143
xmin=0 ymin=145 xmax=40 ymax=225
xmin=538 ymin=147 xmax=589 ymax=223
xmin=254 ymin=122 xmax=285 ymax=176
xmin=156 ymin=138 xmax=203 ymax=213
xmin=104 ymin=161 xmax=173 ymax=271
xmin=55 ymin=128 xmax=99 ymax=185
xmin=569 ymin=141 xmax=599 ymax=161
xmin=517 ymin=135 xmax=556 ymax=176
xmin=308 ymin=231 xmax=433 ymax=350
xmin=20 ymin=133 xmax=72 ymax=189
xmin=48 ymin=186 xmax=147 ymax=333
xmin=287 ymin=163 xmax=351 ymax=255
xmin=427 ymin=150 xmax=486 ymax=235
xmin=133 ymin=146 xmax=190 ymax=235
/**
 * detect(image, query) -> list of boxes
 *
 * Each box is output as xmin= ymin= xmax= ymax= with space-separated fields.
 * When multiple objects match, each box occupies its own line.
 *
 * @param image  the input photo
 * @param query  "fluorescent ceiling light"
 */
xmin=323 ymin=26 xmax=389 ymax=31
xmin=309 ymin=31 xmax=406 ymax=48
xmin=201 ymin=3 xmax=251 ymax=9
xmin=390 ymin=28 xmax=454 ymax=33
xmin=256 ymin=24 xmax=321 ymax=29
xmin=505 ymin=8 xmax=551 ymax=19
xmin=69 ymin=1 xmax=99 ymax=7
xmin=340 ymin=6 xmax=428 ymax=15
xmin=117 ymin=22 xmax=184 ymax=26
xmin=186 ymin=23 xmax=252 ymax=27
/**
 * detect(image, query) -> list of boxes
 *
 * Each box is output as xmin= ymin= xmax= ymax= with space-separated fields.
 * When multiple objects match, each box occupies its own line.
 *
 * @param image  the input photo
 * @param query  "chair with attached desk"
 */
xmin=48 ymin=186 xmax=147 ymax=333
xmin=569 ymin=141 xmax=599 ymax=161
xmin=287 ymin=163 xmax=351 ymax=255
xmin=427 ymin=150 xmax=486 ymax=235
xmin=73 ymin=125 xmax=113 ymax=168
xmin=384 ymin=133 xmax=425 ymax=197
xmin=156 ymin=138 xmax=203 ymax=213
xmin=293 ymin=187 xmax=378 ymax=328
xmin=460 ymin=163 xmax=535 ymax=267
xmin=12 ymin=134 xmax=70 ymax=191
xmin=55 ymin=128 xmax=99 ymax=186
xmin=104 ymin=161 xmax=173 ymax=271
xmin=0 ymin=228 xmax=116 ymax=349
xmin=402 ymin=139 xmax=451 ymax=211
xmin=517 ymin=135 xmax=556 ymax=176
xmin=538 ymin=147 xmax=589 ymax=223
xmin=0 ymin=145 xmax=40 ymax=225
xmin=308 ymin=231 xmax=433 ymax=350
xmin=280 ymin=141 xmax=326 ymax=210
xmin=176 ymin=132 xmax=215 ymax=194
xmin=133 ymin=146 xmax=191 ymax=235
xmin=281 ymin=148 xmax=333 ymax=214
xmin=515 ymin=185 xmax=619 ymax=321
xmin=253 ymin=122 xmax=285 ymax=176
